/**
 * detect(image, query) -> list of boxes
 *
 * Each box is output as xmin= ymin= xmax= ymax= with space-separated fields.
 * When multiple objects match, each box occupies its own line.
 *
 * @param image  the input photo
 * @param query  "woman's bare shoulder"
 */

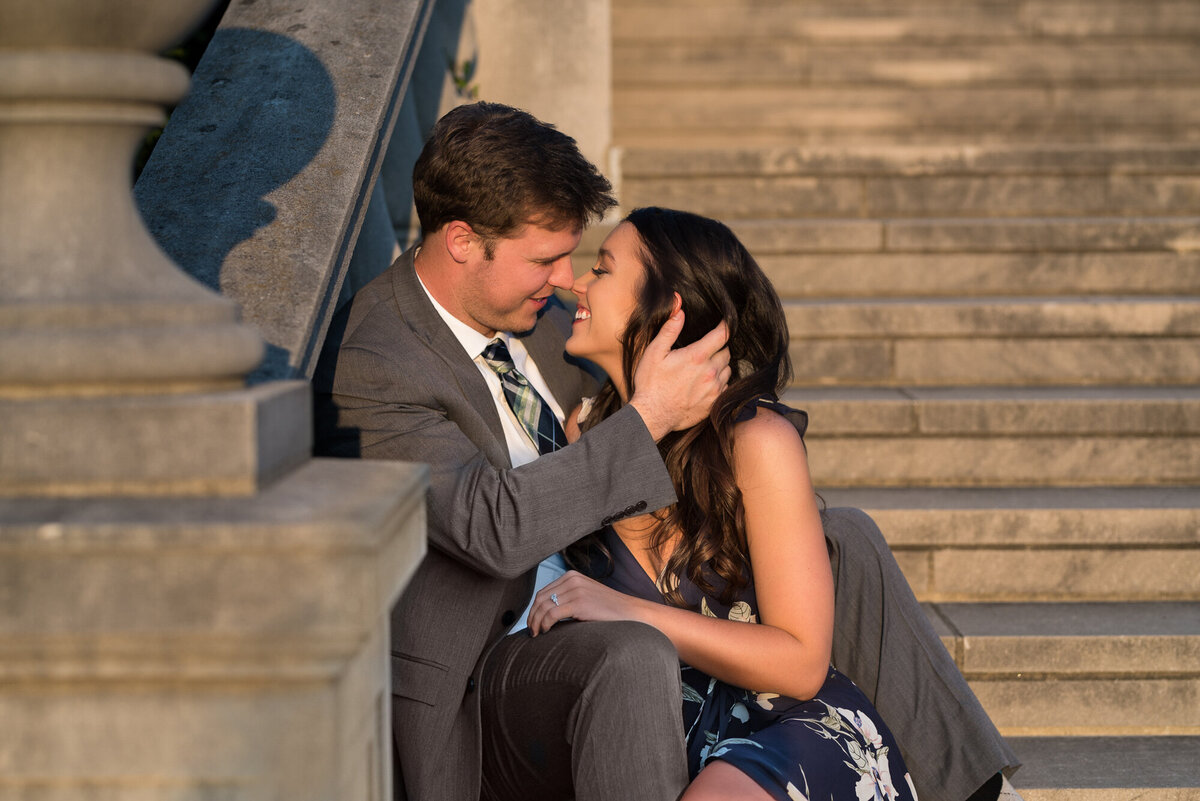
xmin=731 ymin=405 xmax=806 ymax=469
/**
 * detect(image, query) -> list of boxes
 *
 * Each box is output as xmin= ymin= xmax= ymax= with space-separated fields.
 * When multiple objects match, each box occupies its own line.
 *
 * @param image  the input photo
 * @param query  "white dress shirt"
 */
xmin=417 ymin=273 xmax=569 ymax=631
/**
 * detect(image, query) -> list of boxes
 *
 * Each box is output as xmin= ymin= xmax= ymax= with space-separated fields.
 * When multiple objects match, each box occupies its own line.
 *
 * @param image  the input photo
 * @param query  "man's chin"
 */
xmin=500 ymin=314 xmax=539 ymax=336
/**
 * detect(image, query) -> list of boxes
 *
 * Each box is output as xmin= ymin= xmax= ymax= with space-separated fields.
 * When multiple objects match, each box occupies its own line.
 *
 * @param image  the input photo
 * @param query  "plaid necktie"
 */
xmin=480 ymin=339 xmax=567 ymax=455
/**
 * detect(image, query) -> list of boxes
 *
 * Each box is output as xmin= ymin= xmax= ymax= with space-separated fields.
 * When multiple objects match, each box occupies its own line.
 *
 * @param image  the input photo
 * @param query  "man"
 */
xmin=315 ymin=102 xmax=1020 ymax=801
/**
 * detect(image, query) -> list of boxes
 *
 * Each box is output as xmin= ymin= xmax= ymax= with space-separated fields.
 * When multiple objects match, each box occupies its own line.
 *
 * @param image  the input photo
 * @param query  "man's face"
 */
xmin=458 ymin=222 xmax=582 ymax=336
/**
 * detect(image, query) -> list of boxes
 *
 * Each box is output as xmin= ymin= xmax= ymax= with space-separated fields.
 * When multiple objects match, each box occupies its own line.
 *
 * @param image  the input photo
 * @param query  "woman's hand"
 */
xmin=528 ymin=570 xmax=644 ymax=636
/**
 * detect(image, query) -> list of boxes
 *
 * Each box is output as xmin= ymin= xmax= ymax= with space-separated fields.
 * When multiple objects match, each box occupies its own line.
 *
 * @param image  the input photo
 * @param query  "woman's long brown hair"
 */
xmin=566 ymin=207 xmax=793 ymax=609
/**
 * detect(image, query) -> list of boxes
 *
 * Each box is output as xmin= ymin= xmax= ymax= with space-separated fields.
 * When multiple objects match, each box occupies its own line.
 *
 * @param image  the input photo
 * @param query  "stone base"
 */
xmin=0 ymin=381 xmax=312 ymax=498
xmin=0 ymin=457 xmax=427 ymax=799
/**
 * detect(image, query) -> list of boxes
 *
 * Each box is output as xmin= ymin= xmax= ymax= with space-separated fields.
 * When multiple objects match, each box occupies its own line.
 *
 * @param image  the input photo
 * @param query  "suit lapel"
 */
xmin=389 ymin=250 xmax=512 ymax=467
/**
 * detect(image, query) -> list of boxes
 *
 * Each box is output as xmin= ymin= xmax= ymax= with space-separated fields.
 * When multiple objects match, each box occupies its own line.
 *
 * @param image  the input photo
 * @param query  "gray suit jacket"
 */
xmin=313 ymin=250 xmax=677 ymax=801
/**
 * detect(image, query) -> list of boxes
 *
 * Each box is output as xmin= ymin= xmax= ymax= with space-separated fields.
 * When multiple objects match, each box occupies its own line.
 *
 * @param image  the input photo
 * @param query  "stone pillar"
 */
xmin=468 ymin=0 xmax=613 ymax=173
xmin=0 ymin=2 xmax=426 ymax=797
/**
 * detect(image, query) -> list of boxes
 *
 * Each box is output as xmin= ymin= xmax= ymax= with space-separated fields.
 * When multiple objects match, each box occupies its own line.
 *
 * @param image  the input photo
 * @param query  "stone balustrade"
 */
xmin=0 ymin=1 xmax=429 ymax=796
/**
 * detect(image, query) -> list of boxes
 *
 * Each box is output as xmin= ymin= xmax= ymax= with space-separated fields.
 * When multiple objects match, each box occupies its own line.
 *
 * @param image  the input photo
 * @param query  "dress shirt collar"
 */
xmin=415 ymin=268 xmax=514 ymax=360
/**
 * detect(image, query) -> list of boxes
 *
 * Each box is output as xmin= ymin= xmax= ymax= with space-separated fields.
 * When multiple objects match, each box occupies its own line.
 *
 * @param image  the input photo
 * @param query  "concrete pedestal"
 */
xmin=1 ymin=2 xmax=431 ymax=796
xmin=0 ymin=459 xmax=427 ymax=800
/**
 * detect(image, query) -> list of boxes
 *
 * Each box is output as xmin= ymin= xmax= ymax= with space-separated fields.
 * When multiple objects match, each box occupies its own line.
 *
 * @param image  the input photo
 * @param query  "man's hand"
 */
xmin=630 ymin=301 xmax=731 ymax=441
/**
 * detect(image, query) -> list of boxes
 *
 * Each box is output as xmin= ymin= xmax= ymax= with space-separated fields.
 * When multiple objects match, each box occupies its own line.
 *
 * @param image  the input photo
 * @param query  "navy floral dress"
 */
xmin=591 ymin=527 xmax=919 ymax=801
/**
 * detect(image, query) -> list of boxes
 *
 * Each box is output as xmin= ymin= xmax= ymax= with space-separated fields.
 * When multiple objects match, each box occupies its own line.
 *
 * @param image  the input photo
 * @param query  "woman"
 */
xmin=526 ymin=207 xmax=918 ymax=801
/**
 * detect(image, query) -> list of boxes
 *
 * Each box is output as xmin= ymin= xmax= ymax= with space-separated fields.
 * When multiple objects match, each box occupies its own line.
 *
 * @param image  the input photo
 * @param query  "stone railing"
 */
xmin=0 ymin=1 xmax=430 ymax=797
xmin=135 ymin=0 xmax=438 ymax=383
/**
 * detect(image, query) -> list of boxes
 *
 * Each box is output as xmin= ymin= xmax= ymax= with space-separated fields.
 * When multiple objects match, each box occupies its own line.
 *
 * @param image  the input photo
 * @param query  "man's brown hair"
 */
xmin=412 ymin=102 xmax=616 ymax=253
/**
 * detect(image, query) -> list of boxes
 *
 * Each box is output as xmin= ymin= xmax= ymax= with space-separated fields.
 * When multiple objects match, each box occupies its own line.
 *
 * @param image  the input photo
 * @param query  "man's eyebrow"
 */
xmin=533 ymin=248 xmax=576 ymax=264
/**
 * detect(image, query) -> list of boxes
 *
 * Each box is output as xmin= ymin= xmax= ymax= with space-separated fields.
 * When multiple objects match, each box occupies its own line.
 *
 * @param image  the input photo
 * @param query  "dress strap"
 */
xmin=734 ymin=395 xmax=808 ymax=438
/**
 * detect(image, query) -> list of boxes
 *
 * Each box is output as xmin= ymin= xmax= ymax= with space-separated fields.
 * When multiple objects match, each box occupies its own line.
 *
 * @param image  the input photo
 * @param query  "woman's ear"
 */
xmin=671 ymin=292 xmax=683 ymax=318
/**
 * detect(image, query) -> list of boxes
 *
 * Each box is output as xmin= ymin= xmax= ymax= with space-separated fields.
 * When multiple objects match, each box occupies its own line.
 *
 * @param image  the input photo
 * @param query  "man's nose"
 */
xmin=548 ymin=255 xmax=574 ymax=289
xmin=569 ymin=267 xmax=595 ymax=297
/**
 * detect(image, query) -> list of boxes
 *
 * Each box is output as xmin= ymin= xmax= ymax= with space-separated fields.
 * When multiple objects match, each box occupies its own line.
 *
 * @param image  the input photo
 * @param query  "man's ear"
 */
xmin=444 ymin=220 xmax=477 ymax=264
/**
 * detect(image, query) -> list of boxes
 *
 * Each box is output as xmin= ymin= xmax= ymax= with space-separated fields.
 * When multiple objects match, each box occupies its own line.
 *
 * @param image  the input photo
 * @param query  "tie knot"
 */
xmin=481 ymin=339 xmax=517 ymax=377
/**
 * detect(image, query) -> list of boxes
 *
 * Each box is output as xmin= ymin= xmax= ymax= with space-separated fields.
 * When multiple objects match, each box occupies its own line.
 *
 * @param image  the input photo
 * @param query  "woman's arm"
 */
xmin=528 ymin=409 xmax=834 ymax=700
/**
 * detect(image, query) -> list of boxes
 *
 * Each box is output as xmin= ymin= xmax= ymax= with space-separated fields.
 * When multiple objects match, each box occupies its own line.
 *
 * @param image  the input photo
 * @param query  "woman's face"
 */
xmin=565 ymin=221 xmax=646 ymax=388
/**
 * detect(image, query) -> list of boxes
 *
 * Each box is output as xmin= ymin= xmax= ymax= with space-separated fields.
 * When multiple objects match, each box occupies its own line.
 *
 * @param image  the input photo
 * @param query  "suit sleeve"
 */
xmin=315 ymin=340 xmax=677 ymax=580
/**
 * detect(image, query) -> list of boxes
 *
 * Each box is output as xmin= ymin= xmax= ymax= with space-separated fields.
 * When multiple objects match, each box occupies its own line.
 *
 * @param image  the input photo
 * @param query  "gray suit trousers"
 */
xmin=823 ymin=507 xmax=1019 ymax=801
xmin=480 ymin=620 xmax=688 ymax=801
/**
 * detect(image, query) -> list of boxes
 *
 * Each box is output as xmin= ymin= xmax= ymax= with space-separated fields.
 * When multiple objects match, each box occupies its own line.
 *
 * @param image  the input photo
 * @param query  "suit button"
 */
xmin=501 ymin=610 xmax=516 ymax=627
xmin=466 ymin=677 xmax=476 ymax=693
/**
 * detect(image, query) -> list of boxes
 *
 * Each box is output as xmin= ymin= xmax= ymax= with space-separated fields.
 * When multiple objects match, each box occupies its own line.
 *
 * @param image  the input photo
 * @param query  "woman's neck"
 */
xmin=612 ymin=514 xmax=678 ymax=586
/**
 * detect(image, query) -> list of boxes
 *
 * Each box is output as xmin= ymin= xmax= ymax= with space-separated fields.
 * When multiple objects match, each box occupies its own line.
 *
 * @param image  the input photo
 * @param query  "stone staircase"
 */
xmin=610 ymin=1 xmax=1200 ymax=797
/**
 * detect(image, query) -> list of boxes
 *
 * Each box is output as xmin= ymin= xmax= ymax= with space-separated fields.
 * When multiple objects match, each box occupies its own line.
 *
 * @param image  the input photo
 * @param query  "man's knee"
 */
xmin=577 ymin=620 xmax=680 ymax=698
xmin=823 ymin=506 xmax=891 ymax=564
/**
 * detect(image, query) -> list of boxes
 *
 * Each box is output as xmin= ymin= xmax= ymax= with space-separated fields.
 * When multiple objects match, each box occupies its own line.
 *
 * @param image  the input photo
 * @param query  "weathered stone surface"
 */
xmin=928 ymin=549 xmax=1200 ymax=602
xmin=885 ymin=217 xmax=1200 ymax=253
xmin=807 ymin=436 xmax=1200 ymax=488
xmin=1008 ymin=736 xmax=1200 ymax=799
xmin=975 ymin=677 xmax=1200 ymax=734
xmin=135 ymin=0 xmax=434 ymax=382
xmin=935 ymin=602 xmax=1200 ymax=675
xmin=756 ymin=252 xmax=1200 ymax=299
xmin=823 ymin=486 xmax=1200 ymax=546
xmin=788 ymin=386 xmax=1200 ymax=436
xmin=0 ymin=381 xmax=312 ymax=498
xmin=0 ymin=45 xmax=264 ymax=393
xmin=620 ymin=144 xmax=1200 ymax=179
xmin=1023 ymin=0 xmax=1200 ymax=37
xmin=0 ymin=458 xmax=428 ymax=799
xmin=626 ymin=174 xmax=1200 ymax=219
xmin=615 ymin=86 xmax=1200 ymax=146
xmin=623 ymin=176 xmax=865 ymax=219
xmin=471 ymin=0 xmax=612 ymax=172
xmin=616 ymin=41 xmax=1200 ymax=87
xmin=613 ymin=1 xmax=1024 ymax=42
xmin=614 ymin=0 xmax=1200 ymax=42
xmin=731 ymin=219 xmax=883 ymax=253
xmin=788 ymin=340 xmax=896 ymax=384
xmin=785 ymin=298 xmax=1200 ymax=337
xmin=891 ymin=338 xmax=1200 ymax=386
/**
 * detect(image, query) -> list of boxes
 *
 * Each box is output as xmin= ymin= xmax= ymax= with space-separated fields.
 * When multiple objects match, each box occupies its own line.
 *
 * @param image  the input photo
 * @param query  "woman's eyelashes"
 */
xmin=590 ymin=265 xmax=606 ymax=278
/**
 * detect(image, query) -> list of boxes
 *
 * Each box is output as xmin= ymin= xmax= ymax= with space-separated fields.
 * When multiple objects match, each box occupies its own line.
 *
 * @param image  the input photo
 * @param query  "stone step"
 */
xmin=627 ymin=173 xmax=1200 ymax=220
xmin=820 ymin=486 xmax=1200 ymax=601
xmin=614 ymin=0 xmax=1200 ymax=43
xmin=614 ymin=86 xmax=1200 ymax=148
xmin=793 ymin=388 xmax=1200 ymax=486
xmin=615 ymin=40 xmax=1200 ymax=88
xmin=1007 ymin=736 xmax=1200 ymax=800
xmin=926 ymin=602 xmax=1200 ymax=734
xmin=621 ymin=146 xmax=1200 ymax=219
xmin=727 ymin=216 xmax=1200 ymax=256
xmin=801 ymin=384 xmax=1200 ymax=485
xmin=755 ymin=252 xmax=1200 ymax=299
xmin=778 ymin=299 xmax=1200 ymax=387
xmin=945 ymin=605 xmax=1200 ymax=738
xmin=620 ymin=143 xmax=1200 ymax=180
xmin=785 ymin=297 xmax=1200 ymax=339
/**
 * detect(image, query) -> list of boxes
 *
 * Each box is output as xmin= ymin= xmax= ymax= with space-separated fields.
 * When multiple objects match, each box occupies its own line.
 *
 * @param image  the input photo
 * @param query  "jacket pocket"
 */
xmin=390 ymin=652 xmax=450 ymax=707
